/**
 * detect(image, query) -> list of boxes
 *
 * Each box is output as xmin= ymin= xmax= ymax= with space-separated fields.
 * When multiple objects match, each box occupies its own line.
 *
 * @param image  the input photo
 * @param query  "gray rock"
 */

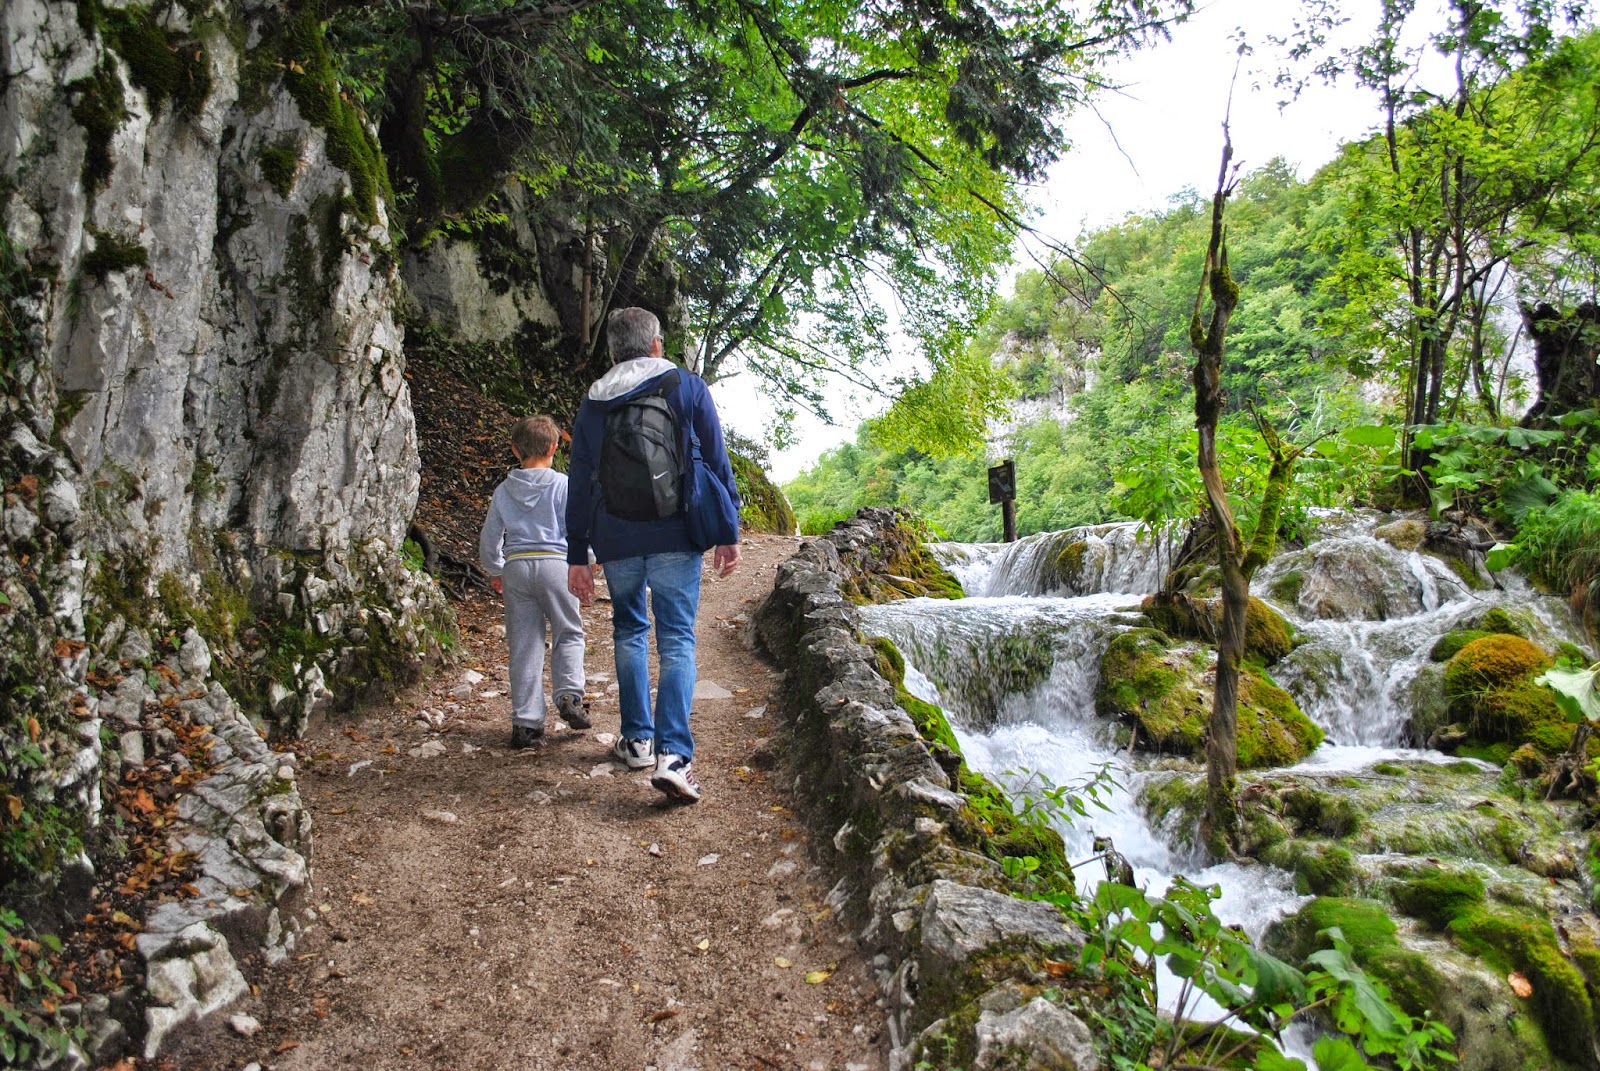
xmin=972 ymin=989 xmax=1098 ymax=1071
xmin=141 ymin=922 xmax=249 ymax=1057
xmin=119 ymin=731 xmax=146 ymax=768
xmin=919 ymin=881 xmax=1083 ymax=982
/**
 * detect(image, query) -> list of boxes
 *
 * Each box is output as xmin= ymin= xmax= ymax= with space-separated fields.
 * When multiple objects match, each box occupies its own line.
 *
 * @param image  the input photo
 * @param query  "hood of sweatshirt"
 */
xmin=501 ymin=466 xmax=562 ymax=510
xmin=588 ymin=357 xmax=680 ymax=401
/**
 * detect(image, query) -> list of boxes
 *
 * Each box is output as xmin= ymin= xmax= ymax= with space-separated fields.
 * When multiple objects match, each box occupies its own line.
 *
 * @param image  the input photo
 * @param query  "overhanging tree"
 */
xmin=317 ymin=0 xmax=1193 ymax=428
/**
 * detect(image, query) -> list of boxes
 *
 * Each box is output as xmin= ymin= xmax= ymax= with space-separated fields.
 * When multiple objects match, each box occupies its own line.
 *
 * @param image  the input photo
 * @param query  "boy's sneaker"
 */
xmin=556 ymin=692 xmax=592 ymax=730
xmin=510 ymin=722 xmax=544 ymax=749
xmin=650 ymin=753 xmax=701 ymax=803
xmin=613 ymin=736 xmax=655 ymax=770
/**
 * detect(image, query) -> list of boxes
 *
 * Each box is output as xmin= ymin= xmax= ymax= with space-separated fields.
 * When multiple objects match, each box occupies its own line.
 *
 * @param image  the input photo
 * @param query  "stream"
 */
xmin=859 ymin=512 xmax=1592 ymax=1035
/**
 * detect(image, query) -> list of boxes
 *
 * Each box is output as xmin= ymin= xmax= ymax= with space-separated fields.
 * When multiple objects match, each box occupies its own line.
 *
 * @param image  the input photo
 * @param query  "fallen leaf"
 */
xmin=1509 ymin=971 xmax=1533 ymax=998
xmin=695 ymin=938 xmax=710 ymax=951
xmin=351 ymin=892 xmax=375 ymax=906
xmin=646 ymin=1008 xmax=680 ymax=1023
xmin=804 ymin=970 xmax=832 ymax=985
xmin=774 ymin=956 xmax=793 ymax=969
xmin=1043 ymin=959 xmax=1075 ymax=978
xmin=274 ymin=1039 xmax=300 ymax=1054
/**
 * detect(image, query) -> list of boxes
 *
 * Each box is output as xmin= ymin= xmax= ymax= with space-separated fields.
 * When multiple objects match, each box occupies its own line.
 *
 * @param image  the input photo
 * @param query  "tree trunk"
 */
xmin=1191 ymin=134 xmax=1244 ymax=858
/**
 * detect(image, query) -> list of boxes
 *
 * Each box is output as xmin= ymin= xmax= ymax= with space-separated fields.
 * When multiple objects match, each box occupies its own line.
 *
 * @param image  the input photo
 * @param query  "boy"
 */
xmin=479 ymin=415 xmax=590 ymax=748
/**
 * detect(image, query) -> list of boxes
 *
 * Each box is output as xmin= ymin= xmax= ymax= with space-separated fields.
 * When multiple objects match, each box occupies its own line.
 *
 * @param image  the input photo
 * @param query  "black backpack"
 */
xmin=599 ymin=371 xmax=684 ymax=521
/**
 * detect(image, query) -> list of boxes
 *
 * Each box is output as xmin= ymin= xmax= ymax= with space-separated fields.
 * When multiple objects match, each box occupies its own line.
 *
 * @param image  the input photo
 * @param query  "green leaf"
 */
xmin=1342 ymin=424 xmax=1397 ymax=449
xmin=1254 ymin=1049 xmax=1310 ymax=1071
xmin=1536 ymin=665 xmax=1600 ymax=724
xmin=1311 ymin=1036 xmax=1375 ymax=1071
xmin=1242 ymin=945 xmax=1308 ymax=1006
xmin=1485 ymin=542 xmax=1518 ymax=571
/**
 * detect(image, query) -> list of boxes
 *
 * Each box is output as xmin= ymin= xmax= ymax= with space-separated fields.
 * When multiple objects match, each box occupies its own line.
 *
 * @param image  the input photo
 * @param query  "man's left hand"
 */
xmin=713 ymin=544 xmax=739 ymax=578
xmin=568 ymin=564 xmax=595 ymax=605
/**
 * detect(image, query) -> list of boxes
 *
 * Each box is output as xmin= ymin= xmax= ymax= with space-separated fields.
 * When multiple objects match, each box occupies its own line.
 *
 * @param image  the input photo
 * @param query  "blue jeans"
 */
xmin=603 ymin=551 xmax=702 ymax=759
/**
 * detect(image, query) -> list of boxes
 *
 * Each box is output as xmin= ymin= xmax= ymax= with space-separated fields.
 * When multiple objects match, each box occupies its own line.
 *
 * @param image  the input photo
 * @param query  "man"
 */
xmin=566 ymin=307 xmax=740 ymax=804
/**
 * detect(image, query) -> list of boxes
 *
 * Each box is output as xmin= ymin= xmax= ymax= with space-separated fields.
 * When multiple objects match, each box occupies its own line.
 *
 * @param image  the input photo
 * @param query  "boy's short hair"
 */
xmin=511 ymin=415 xmax=560 ymax=459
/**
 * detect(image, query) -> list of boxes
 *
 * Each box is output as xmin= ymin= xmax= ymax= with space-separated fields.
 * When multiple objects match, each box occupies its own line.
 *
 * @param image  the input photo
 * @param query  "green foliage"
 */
xmin=1067 ymin=879 xmax=1454 ymax=1071
xmin=0 ymin=909 xmax=82 ymax=1067
xmin=318 ymin=0 xmax=1197 ymax=429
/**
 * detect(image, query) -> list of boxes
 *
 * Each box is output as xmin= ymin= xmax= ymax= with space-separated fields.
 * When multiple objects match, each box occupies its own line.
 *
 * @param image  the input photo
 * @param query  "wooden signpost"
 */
xmin=988 ymin=459 xmax=1017 ymax=542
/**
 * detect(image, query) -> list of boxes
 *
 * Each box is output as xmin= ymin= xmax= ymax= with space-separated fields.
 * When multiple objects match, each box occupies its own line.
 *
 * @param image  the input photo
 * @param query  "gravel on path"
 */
xmin=170 ymin=534 xmax=887 ymax=1071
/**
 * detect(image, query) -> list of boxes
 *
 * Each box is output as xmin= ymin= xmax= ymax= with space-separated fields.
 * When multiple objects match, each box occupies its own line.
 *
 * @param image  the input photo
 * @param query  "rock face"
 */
xmin=2 ymin=0 xmax=445 ymax=1060
xmin=757 ymin=512 xmax=1092 ymax=1071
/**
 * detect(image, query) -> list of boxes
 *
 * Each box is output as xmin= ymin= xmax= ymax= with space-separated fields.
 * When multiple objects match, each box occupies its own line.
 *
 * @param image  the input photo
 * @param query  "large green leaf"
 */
xmin=1342 ymin=424 xmax=1398 ymax=449
xmin=1536 ymin=665 xmax=1600 ymax=724
xmin=1312 ymin=1037 xmax=1375 ymax=1071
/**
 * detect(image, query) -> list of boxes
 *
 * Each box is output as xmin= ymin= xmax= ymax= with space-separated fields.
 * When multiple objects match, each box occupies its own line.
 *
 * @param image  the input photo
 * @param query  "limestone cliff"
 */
xmin=2 ymin=0 xmax=447 ymax=1058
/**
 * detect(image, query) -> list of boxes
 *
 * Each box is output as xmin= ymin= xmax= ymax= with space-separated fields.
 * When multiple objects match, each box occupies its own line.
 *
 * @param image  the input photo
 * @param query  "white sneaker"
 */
xmin=650 ymin=753 xmax=701 ymax=803
xmin=613 ymin=736 xmax=655 ymax=770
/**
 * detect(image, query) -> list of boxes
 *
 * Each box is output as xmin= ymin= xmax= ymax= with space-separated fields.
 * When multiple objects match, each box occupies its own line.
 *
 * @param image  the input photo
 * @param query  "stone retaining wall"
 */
xmin=756 ymin=508 xmax=1100 ymax=1071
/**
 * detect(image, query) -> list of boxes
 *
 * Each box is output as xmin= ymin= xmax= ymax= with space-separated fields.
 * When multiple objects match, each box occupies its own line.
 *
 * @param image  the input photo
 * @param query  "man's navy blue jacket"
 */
xmin=565 ymin=357 xmax=741 ymax=566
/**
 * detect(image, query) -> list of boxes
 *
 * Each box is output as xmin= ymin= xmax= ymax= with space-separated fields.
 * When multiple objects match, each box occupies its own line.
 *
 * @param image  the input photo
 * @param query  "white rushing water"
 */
xmin=865 ymin=514 xmax=1594 ymax=1033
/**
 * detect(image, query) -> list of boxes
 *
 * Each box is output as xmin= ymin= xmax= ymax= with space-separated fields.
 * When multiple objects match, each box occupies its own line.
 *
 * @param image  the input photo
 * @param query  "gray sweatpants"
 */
xmin=502 ymin=557 xmax=585 ymax=727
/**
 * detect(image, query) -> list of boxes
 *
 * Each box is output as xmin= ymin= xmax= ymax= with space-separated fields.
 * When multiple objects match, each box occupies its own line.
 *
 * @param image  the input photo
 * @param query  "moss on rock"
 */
xmin=730 ymin=451 xmax=796 ymax=535
xmin=1441 ymin=635 xmax=1572 ymax=758
xmin=67 ymin=61 xmax=128 ymax=194
xmin=1096 ymin=633 xmax=1320 ymax=768
xmin=1139 ymin=593 xmax=1295 ymax=666
xmin=1449 ymin=907 xmax=1595 ymax=1065
xmin=258 ymin=138 xmax=301 ymax=198
xmin=1390 ymin=868 xmax=1486 ymax=930
xmin=102 ymin=4 xmax=211 ymax=119
xmin=278 ymin=5 xmax=392 ymax=224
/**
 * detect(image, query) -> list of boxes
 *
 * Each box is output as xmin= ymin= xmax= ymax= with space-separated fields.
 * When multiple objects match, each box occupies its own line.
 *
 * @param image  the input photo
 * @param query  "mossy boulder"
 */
xmin=1374 ymin=517 xmax=1428 ymax=551
xmin=1265 ymin=898 xmax=1546 ymax=1071
xmin=1096 ymin=631 xmax=1322 ymax=769
xmin=1139 ymin=593 xmax=1295 ymax=666
xmin=1449 ymin=907 xmax=1596 ymax=1065
xmin=730 ymin=451 xmax=797 ymax=535
xmin=1054 ymin=538 xmax=1088 ymax=590
xmin=1442 ymin=635 xmax=1568 ymax=755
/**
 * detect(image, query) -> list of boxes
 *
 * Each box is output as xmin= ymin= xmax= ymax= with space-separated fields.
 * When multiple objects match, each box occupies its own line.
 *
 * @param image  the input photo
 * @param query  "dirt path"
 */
xmin=174 ymin=534 xmax=887 ymax=1071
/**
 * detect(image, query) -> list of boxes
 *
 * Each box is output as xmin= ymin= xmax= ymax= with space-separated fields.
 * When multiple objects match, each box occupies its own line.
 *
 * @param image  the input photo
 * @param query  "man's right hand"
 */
xmin=568 ymin=564 xmax=595 ymax=606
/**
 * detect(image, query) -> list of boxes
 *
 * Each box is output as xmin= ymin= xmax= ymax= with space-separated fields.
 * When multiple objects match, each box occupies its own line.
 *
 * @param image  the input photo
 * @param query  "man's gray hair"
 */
xmin=607 ymin=307 xmax=661 ymax=364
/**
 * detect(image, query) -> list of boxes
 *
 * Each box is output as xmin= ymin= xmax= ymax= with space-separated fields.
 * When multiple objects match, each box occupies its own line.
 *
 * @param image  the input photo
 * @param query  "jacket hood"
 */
xmin=588 ymin=357 xmax=680 ymax=401
xmin=501 ymin=466 xmax=561 ymax=510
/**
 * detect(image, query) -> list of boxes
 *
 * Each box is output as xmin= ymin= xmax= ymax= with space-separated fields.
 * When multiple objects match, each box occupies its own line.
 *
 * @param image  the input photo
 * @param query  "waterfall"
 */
xmin=861 ymin=510 xmax=1593 ymax=1031
xmin=931 ymin=521 xmax=1180 ymax=598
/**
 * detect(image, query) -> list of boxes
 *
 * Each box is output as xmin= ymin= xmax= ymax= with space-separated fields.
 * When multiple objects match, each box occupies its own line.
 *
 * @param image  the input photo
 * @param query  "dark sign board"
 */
xmin=988 ymin=459 xmax=1015 ymax=505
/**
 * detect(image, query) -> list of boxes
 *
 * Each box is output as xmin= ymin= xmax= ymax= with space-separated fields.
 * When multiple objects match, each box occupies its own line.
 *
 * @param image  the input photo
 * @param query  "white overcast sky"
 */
xmin=713 ymin=0 xmax=1414 ymax=481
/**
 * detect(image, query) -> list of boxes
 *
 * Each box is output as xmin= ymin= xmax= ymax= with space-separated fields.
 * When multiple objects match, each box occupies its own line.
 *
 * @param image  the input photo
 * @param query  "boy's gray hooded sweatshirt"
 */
xmin=479 ymin=467 xmax=569 ymax=576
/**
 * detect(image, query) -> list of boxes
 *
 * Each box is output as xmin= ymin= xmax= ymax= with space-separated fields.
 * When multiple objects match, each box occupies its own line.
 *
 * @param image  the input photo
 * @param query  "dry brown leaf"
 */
xmin=1509 ymin=971 xmax=1533 ymax=998
xmin=274 ymin=1039 xmax=300 ymax=1054
xmin=646 ymin=1008 xmax=680 ymax=1023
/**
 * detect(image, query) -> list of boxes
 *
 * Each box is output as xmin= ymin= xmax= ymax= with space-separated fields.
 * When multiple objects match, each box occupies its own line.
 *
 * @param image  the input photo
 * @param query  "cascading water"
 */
xmin=862 ymin=513 xmax=1594 ymax=1033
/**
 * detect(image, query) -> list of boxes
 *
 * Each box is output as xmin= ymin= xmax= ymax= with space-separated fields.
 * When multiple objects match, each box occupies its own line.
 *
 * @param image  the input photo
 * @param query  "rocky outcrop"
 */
xmin=757 ymin=511 xmax=1094 ymax=1071
xmin=3 ymin=0 xmax=446 ymax=1061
